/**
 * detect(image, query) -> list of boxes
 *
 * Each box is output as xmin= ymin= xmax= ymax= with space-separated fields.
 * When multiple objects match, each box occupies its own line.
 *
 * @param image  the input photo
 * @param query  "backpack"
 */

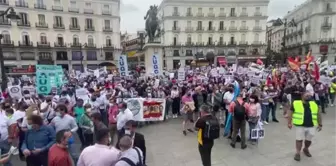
xmin=119 ymin=148 xmax=143 ymax=166
xmin=203 ymin=116 xmax=220 ymax=140
xmin=233 ymin=101 xmax=246 ymax=121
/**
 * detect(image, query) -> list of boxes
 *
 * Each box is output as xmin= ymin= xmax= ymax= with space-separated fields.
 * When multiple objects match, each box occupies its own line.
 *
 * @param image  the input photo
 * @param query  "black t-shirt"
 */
xmin=195 ymin=114 xmax=214 ymax=145
xmin=291 ymin=102 xmax=314 ymax=127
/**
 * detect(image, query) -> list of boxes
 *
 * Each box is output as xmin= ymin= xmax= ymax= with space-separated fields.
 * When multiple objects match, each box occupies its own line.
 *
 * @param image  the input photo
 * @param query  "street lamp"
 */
xmin=0 ymin=7 xmax=20 ymax=91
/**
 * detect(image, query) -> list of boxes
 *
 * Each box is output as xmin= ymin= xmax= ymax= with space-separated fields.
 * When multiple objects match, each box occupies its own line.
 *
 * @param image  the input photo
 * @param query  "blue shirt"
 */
xmin=21 ymin=125 xmax=56 ymax=152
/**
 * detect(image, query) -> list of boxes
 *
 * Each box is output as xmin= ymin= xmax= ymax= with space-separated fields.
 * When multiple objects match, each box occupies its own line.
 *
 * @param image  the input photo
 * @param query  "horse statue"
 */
xmin=144 ymin=5 xmax=159 ymax=42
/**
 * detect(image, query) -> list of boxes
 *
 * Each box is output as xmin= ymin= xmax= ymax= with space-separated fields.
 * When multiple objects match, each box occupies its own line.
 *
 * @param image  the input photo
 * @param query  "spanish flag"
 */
xmin=288 ymin=57 xmax=300 ymax=71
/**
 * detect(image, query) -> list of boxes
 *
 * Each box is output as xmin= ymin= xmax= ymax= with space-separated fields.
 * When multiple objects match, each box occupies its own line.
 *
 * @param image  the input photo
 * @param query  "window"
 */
xmin=2 ymin=31 xmax=10 ymax=43
xmin=208 ymin=21 xmax=212 ymax=30
xmin=54 ymin=16 xmax=63 ymax=26
xmin=219 ymin=35 xmax=223 ymax=44
xmin=254 ymin=33 xmax=259 ymax=41
xmin=21 ymin=32 xmax=30 ymax=45
xmin=104 ymin=20 xmax=110 ymax=29
xmin=54 ymin=0 xmax=60 ymax=5
xmin=209 ymin=8 xmax=213 ymax=13
xmin=19 ymin=13 xmax=28 ymax=24
xmin=242 ymin=21 xmax=246 ymax=26
xmin=220 ymin=8 xmax=224 ymax=13
xmin=104 ymin=4 xmax=109 ymax=10
xmin=219 ymin=21 xmax=224 ymax=30
xmin=230 ymin=21 xmax=235 ymax=26
xmin=105 ymin=52 xmax=113 ymax=60
xmin=185 ymin=59 xmax=193 ymax=65
xmin=87 ymin=51 xmax=97 ymax=60
xmin=241 ymin=34 xmax=246 ymax=41
xmin=85 ymin=2 xmax=91 ymax=7
xmin=106 ymin=36 xmax=112 ymax=46
xmin=326 ymin=3 xmax=331 ymax=11
xmin=173 ymin=7 xmax=178 ymax=13
xmin=230 ymin=34 xmax=235 ymax=44
xmin=198 ymin=7 xmax=202 ymax=13
xmin=173 ymin=60 xmax=180 ymax=69
xmin=57 ymin=34 xmax=63 ymax=45
xmin=56 ymin=51 xmax=68 ymax=60
xmin=73 ymin=35 xmax=79 ymax=44
xmin=324 ymin=16 xmax=329 ymax=23
xmin=173 ymin=35 xmax=177 ymax=45
xmin=173 ymin=50 xmax=179 ymax=56
xmin=86 ymin=18 xmax=93 ymax=28
xmin=197 ymin=21 xmax=202 ymax=29
xmin=230 ymin=8 xmax=235 ymax=16
xmin=88 ymin=35 xmax=94 ymax=45
xmin=187 ymin=35 xmax=192 ymax=44
xmin=242 ymin=7 xmax=246 ymax=13
xmin=37 ymin=0 xmax=44 ymax=5
xmin=38 ymin=14 xmax=45 ymax=24
xmin=256 ymin=7 xmax=260 ymax=12
xmin=173 ymin=21 xmax=178 ymax=29
xmin=71 ymin=17 xmax=78 ymax=27
xmin=208 ymin=35 xmax=213 ymax=45
xmin=40 ymin=33 xmax=47 ymax=44
xmin=70 ymin=1 xmax=76 ymax=6
xmin=187 ymin=7 xmax=191 ymax=15
xmin=187 ymin=21 xmax=191 ymax=27
xmin=72 ymin=51 xmax=82 ymax=61
xmin=198 ymin=34 xmax=202 ymax=43
xmin=255 ymin=20 xmax=260 ymax=26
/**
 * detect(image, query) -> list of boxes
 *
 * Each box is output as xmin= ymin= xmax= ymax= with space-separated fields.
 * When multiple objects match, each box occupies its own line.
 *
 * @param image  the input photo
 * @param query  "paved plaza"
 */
xmin=10 ymin=107 xmax=336 ymax=166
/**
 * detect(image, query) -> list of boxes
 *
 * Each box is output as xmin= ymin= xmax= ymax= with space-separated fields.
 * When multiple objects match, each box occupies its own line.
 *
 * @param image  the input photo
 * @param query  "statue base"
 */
xmin=143 ymin=43 xmax=163 ymax=75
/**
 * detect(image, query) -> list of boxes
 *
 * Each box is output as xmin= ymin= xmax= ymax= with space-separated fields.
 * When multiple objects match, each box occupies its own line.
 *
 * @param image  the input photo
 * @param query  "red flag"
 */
xmin=313 ymin=61 xmax=320 ymax=81
xmin=256 ymin=59 xmax=263 ymax=65
xmin=288 ymin=58 xmax=300 ymax=71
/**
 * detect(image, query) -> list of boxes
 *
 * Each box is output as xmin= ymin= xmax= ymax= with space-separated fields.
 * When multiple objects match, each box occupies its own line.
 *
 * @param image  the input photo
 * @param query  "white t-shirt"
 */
xmin=0 ymin=114 xmax=9 ymax=141
xmin=223 ymin=91 xmax=234 ymax=110
xmin=116 ymin=108 xmax=134 ymax=130
xmin=305 ymin=83 xmax=314 ymax=96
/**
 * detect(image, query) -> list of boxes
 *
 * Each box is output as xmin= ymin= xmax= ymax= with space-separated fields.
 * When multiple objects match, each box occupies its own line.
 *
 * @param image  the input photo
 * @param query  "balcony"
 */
xmin=18 ymin=41 xmax=33 ymax=47
xmin=84 ymin=8 xmax=94 ymax=14
xmin=196 ymin=13 xmax=204 ymax=17
xmin=69 ymin=25 xmax=80 ymax=31
xmin=172 ymin=12 xmax=180 ymax=16
xmin=54 ymin=42 xmax=67 ymax=47
xmin=218 ymin=13 xmax=226 ymax=17
xmin=102 ymin=10 xmax=111 ymax=15
xmin=196 ymin=27 xmax=204 ymax=32
xmin=1 ymin=40 xmax=14 ymax=47
xmin=85 ymin=26 xmax=95 ymax=31
xmin=207 ymin=13 xmax=215 ymax=17
xmin=185 ymin=42 xmax=194 ymax=46
xmin=17 ymin=21 xmax=31 ymax=27
xmin=35 ymin=22 xmax=48 ymax=28
xmin=228 ymin=26 xmax=238 ymax=32
xmin=185 ymin=27 xmax=194 ymax=33
xmin=34 ymin=4 xmax=46 ymax=9
xmin=228 ymin=13 xmax=237 ymax=17
xmin=85 ymin=43 xmax=96 ymax=48
xmin=172 ymin=27 xmax=180 ymax=32
xmin=217 ymin=41 xmax=226 ymax=46
xmin=321 ymin=22 xmax=332 ymax=29
xmin=218 ymin=27 xmax=226 ymax=32
xmin=37 ymin=42 xmax=50 ymax=47
xmin=227 ymin=41 xmax=237 ymax=46
xmin=186 ymin=12 xmax=193 ymax=17
xmin=208 ymin=27 xmax=216 ymax=32
xmin=71 ymin=43 xmax=82 ymax=47
xmin=103 ymin=27 xmax=113 ymax=32
xmin=68 ymin=7 xmax=79 ymax=13
xmin=0 ymin=20 xmax=11 ymax=26
xmin=252 ymin=41 xmax=262 ymax=45
xmin=254 ymin=12 xmax=262 ymax=16
xmin=15 ymin=1 xmax=28 ymax=8
xmin=253 ymin=26 xmax=262 ymax=31
xmin=239 ymin=26 xmax=249 ymax=31
xmin=53 ymin=24 xmax=65 ymax=29
xmin=0 ymin=0 xmax=9 ymax=5
xmin=52 ymin=5 xmax=63 ymax=11
xmin=240 ymin=12 xmax=248 ymax=17
xmin=239 ymin=41 xmax=248 ymax=45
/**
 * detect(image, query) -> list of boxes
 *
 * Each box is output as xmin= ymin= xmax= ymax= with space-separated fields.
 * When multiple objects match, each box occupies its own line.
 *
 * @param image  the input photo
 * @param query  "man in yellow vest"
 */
xmin=329 ymin=79 xmax=336 ymax=106
xmin=288 ymin=92 xmax=322 ymax=161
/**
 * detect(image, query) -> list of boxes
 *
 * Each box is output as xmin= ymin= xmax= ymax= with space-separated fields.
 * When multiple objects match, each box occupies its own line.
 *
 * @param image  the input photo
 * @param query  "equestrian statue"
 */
xmin=144 ymin=5 xmax=160 ymax=42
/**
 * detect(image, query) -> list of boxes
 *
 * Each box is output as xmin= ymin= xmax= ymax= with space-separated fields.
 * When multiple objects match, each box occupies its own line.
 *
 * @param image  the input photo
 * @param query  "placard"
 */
xmin=118 ymin=55 xmax=129 ymax=77
xmin=177 ymin=68 xmax=185 ymax=81
xmin=22 ymin=86 xmax=36 ymax=96
xmin=251 ymin=128 xmax=265 ymax=139
xmin=152 ymin=54 xmax=160 ymax=75
xmin=76 ymin=88 xmax=89 ymax=101
xmin=36 ymin=65 xmax=64 ymax=95
xmin=8 ymin=85 xmax=22 ymax=99
xmin=123 ymin=98 xmax=166 ymax=121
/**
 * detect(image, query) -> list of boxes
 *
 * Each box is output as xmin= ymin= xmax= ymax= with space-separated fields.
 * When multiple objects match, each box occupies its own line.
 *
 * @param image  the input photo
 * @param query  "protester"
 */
xmin=73 ymin=99 xmax=85 ymax=146
xmin=115 ymin=135 xmax=143 ymax=166
xmin=247 ymin=95 xmax=261 ymax=144
xmin=78 ymin=104 xmax=94 ymax=147
xmin=116 ymin=102 xmax=133 ymax=138
xmin=77 ymin=128 xmax=120 ymax=166
xmin=91 ymin=112 xmax=107 ymax=141
xmin=108 ymin=98 xmax=118 ymax=144
xmin=48 ymin=130 xmax=73 ymax=166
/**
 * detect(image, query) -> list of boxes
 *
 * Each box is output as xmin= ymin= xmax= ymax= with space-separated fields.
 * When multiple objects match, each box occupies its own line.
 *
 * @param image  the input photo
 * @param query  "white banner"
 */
xmin=118 ymin=55 xmax=129 ymax=77
xmin=22 ymin=86 xmax=36 ymax=96
xmin=75 ymin=88 xmax=89 ymax=102
xmin=123 ymin=98 xmax=166 ymax=121
xmin=178 ymin=68 xmax=185 ymax=81
xmin=152 ymin=54 xmax=161 ymax=75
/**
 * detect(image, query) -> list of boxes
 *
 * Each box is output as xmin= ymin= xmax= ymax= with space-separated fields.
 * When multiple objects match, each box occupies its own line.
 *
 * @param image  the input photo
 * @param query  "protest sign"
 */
xmin=22 ymin=86 xmax=36 ymax=96
xmin=123 ymin=98 xmax=166 ymax=121
xmin=8 ymin=85 xmax=22 ymax=99
xmin=177 ymin=68 xmax=185 ymax=81
xmin=76 ymin=88 xmax=89 ymax=101
xmin=36 ymin=65 xmax=64 ymax=95
xmin=152 ymin=54 xmax=161 ymax=75
xmin=118 ymin=55 xmax=129 ymax=76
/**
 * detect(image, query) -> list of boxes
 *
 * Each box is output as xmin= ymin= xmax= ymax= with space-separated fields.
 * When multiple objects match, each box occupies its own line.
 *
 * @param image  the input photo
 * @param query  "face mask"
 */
xmin=6 ymin=114 xmax=13 ymax=119
xmin=27 ymin=124 xmax=32 ymax=130
xmin=249 ymin=99 xmax=255 ymax=103
xmin=125 ymin=129 xmax=131 ymax=135
xmin=86 ymin=108 xmax=92 ymax=113
xmin=56 ymin=112 xmax=62 ymax=117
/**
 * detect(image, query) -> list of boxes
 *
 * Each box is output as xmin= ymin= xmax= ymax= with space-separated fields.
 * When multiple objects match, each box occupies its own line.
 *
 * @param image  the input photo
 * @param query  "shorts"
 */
xmin=295 ymin=126 xmax=315 ymax=141
xmin=183 ymin=111 xmax=193 ymax=121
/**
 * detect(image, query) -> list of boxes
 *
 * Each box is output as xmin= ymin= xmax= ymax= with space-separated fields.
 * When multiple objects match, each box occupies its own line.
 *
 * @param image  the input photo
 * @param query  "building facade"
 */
xmin=0 ymin=0 xmax=121 ymax=74
xmin=120 ymin=31 xmax=145 ymax=70
xmin=267 ymin=0 xmax=336 ymax=63
xmin=158 ymin=0 xmax=269 ymax=69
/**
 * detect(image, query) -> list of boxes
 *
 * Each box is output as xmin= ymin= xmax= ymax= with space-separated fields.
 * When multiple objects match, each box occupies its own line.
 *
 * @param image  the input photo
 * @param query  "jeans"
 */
xmin=261 ymin=104 xmax=269 ymax=121
xmin=100 ymin=109 xmax=108 ymax=126
xmin=319 ymin=96 xmax=326 ymax=113
xmin=26 ymin=151 xmax=48 ymax=166
xmin=330 ymin=93 xmax=335 ymax=105
xmin=0 ymin=140 xmax=12 ymax=166
xmin=231 ymin=119 xmax=246 ymax=146
xmin=76 ymin=124 xmax=84 ymax=147
xmin=248 ymin=121 xmax=257 ymax=142
xmin=267 ymin=103 xmax=277 ymax=121
xmin=83 ymin=133 xmax=94 ymax=147
xmin=68 ymin=137 xmax=78 ymax=165
xmin=198 ymin=143 xmax=213 ymax=166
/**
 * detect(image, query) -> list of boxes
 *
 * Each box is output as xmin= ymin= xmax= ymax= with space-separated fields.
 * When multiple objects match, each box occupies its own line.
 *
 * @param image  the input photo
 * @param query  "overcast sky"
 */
xmin=120 ymin=0 xmax=307 ymax=33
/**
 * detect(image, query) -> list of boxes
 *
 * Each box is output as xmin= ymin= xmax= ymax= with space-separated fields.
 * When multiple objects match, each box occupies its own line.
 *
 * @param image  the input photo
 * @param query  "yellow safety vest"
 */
xmin=330 ymin=83 xmax=336 ymax=93
xmin=292 ymin=100 xmax=318 ymax=126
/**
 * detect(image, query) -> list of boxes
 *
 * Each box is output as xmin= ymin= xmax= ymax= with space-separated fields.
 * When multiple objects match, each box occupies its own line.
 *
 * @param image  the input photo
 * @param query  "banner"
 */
xmin=8 ymin=85 xmax=22 ymax=99
xmin=75 ymin=88 xmax=89 ymax=102
xmin=177 ymin=68 xmax=185 ymax=81
xmin=123 ymin=98 xmax=166 ymax=121
xmin=118 ymin=55 xmax=129 ymax=77
xmin=36 ymin=65 xmax=64 ymax=95
xmin=152 ymin=54 xmax=160 ymax=75
xmin=22 ymin=86 xmax=36 ymax=96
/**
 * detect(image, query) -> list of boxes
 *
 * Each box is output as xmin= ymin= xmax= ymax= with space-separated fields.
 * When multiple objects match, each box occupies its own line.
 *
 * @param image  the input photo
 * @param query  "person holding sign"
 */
xmin=288 ymin=92 xmax=322 ymax=162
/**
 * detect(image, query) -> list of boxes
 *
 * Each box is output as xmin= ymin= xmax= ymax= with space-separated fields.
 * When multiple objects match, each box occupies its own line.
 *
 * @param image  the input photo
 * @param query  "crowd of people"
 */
xmin=0 ymin=63 xmax=334 ymax=166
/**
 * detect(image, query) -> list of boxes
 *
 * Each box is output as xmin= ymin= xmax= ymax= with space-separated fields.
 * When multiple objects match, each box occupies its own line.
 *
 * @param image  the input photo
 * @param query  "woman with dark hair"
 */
xmin=247 ymin=95 xmax=262 ymax=144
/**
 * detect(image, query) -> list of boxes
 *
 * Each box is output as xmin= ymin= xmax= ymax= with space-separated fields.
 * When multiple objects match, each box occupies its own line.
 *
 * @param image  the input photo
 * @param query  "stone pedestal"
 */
xmin=143 ymin=43 xmax=163 ymax=75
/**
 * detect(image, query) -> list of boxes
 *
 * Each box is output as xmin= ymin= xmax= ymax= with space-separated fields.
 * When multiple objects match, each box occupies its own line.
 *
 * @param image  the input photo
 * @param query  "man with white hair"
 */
xmin=115 ymin=135 xmax=143 ymax=166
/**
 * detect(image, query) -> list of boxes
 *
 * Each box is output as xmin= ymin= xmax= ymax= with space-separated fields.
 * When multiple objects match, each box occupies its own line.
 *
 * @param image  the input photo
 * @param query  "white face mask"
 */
xmin=125 ymin=129 xmax=131 ymax=135
xmin=24 ymin=95 xmax=30 ymax=98
xmin=56 ymin=112 xmax=62 ymax=117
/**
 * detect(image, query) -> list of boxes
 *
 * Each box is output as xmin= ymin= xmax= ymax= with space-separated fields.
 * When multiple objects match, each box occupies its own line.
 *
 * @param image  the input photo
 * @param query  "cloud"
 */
xmin=121 ymin=3 xmax=140 ymax=13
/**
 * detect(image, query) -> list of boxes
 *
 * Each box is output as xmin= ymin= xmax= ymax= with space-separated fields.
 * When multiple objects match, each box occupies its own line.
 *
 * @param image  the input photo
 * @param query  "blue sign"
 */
xmin=118 ymin=55 xmax=128 ymax=76
xmin=152 ymin=54 xmax=160 ymax=75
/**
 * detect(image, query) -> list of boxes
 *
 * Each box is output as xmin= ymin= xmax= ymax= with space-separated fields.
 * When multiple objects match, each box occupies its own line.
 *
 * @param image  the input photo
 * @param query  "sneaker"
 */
xmin=331 ymin=104 xmax=334 ymax=107
xmin=241 ymin=145 xmax=247 ymax=149
xmin=303 ymin=148 xmax=312 ymax=157
xmin=272 ymin=119 xmax=279 ymax=123
xmin=294 ymin=153 xmax=301 ymax=161
xmin=230 ymin=143 xmax=235 ymax=148
xmin=187 ymin=129 xmax=194 ymax=133
xmin=183 ymin=130 xmax=187 ymax=136
xmin=263 ymin=121 xmax=269 ymax=125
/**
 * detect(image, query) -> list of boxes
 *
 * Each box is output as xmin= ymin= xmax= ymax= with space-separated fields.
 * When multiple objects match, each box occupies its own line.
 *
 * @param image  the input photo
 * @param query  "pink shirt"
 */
xmin=181 ymin=95 xmax=193 ymax=104
xmin=77 ymin=144 xmax=120 ymax=166
xmin=108 ymin=105 xmax=118 ymax=124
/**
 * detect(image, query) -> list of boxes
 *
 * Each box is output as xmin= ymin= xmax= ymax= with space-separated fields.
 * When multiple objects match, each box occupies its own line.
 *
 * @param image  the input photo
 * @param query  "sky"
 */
xmin=120 ymin=0 xmax=307 ymax=33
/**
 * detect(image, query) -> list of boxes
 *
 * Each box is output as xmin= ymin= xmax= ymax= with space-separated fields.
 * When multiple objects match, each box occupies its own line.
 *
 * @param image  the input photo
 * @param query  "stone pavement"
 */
xmin=10 ymin=106 xmax=336 ymax=166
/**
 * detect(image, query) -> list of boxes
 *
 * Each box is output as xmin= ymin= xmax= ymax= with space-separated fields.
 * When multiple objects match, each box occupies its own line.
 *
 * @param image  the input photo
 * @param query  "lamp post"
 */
xmin=0 ymin=7 xmax=20 ymax=91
